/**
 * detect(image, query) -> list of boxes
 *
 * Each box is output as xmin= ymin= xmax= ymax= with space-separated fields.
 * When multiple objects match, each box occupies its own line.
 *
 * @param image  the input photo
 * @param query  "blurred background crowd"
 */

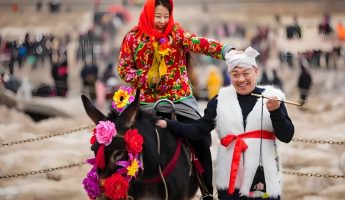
xmin=1 ymin=0 xmax=345 ymax=110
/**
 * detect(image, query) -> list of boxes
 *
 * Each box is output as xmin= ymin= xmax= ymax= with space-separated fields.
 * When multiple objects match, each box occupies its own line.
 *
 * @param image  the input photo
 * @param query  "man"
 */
xmin=156 ymin=47 xmax=294 ymax=200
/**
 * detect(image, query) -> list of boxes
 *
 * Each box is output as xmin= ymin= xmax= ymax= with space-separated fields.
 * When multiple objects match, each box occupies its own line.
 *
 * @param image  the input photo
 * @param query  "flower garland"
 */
xmin=112 ymin=86 xmax=135 ymax=113
xmin=83 ymin=120 xmax=144 ymax=200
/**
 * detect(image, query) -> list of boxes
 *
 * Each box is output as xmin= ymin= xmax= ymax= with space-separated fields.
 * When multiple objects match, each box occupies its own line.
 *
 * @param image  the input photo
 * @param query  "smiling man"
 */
xmin=156 ymin=47 xmax=295 ymax=200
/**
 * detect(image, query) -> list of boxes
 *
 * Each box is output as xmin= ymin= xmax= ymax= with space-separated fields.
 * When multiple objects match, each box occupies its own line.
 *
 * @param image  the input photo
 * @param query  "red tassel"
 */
xmin=96 ymin=144 xmax=105 ymax=169
xmin=90 ymin=135 xmax=96 ymax=144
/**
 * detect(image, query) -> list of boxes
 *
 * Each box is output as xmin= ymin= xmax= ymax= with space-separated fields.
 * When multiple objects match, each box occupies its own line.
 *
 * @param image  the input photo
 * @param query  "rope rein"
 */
xmin=155 ymin=128 xmax=168 ymax=200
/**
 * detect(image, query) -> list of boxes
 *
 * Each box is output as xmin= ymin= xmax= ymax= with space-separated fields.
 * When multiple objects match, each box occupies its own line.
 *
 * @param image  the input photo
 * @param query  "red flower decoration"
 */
xmin=90 ymin=135 xmax=96 ymax=144
xmin=90 ymin=128 xmax=96 ymax=144
xmin=104 ymin=173 xmax=129 ymax=200
xmin=124 ymin=129 xmax=143 ymax=154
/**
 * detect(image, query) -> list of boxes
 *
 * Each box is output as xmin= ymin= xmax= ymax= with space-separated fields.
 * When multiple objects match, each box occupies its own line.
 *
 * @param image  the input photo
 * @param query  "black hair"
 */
xmin=155 ymin=0 xmax=172 ymax=14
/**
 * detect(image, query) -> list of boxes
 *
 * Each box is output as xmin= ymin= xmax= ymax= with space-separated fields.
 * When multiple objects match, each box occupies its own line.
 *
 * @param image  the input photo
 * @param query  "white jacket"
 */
xmin=215 ymin=85 xmax=285 ymax=198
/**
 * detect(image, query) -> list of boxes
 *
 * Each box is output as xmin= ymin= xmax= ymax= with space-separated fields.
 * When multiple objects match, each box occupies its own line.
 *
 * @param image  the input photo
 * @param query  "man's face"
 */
xmin=230 ymin=66 xmax=258 ymax=95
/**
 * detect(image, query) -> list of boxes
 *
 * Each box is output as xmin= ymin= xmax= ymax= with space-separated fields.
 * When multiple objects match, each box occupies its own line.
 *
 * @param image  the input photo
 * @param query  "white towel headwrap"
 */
xmin=225 ymin=46 xmax=260 ymax=72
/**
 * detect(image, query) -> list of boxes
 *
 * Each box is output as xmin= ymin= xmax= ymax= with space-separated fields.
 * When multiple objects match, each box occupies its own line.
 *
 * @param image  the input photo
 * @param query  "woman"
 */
xmin=297 ymin=60 xmax=312 ymax=105
xmin=116 ymin=0 xmax=236 ymax=198
xmin=156 ymin=47 xmax=295 ymax=200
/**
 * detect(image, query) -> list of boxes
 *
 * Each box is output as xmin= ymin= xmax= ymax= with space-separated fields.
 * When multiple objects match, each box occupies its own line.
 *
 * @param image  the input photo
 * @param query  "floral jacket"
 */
xmin=117 ymin=23 xmax=231 ymax=104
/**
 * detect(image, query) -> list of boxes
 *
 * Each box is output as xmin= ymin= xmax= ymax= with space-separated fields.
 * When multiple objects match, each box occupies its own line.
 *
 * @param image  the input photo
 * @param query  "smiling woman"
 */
xmin=154 ymin=4 xmax=170 ymax=32
xmin=117 ymin=0 xmax=235 ymax=104
xmin=116 ymin=0 xmax=238 ymax=198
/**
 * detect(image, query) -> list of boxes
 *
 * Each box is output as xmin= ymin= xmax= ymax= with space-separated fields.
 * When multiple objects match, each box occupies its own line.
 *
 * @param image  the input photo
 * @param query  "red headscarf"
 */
xmin=137 ymin=0 xmax=175 ymax=40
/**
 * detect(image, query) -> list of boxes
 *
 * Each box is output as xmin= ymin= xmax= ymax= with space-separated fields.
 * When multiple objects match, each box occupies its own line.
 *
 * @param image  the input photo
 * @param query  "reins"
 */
xmin=155 ymin=127 xmax=168 ymax=200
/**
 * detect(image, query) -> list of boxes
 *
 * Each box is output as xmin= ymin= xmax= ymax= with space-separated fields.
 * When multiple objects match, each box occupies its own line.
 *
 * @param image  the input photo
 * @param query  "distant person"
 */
xmin=206 ymin=66 xmax=222 ymax=100
xmin=51 ymin=49 xmax=68 ymax=97
xmin=7 ymin=40 xmax=19 ymax=75
xmin=0 ymin=70 xmax=21 ymax=93
xmin=17 ymin=33 xmax=33 ymax=68
xmin=272 ymin=69 xmax=283 ymax=90
xmin=222 ymin=65 xmax=231 ymax=86
xmin=318 ymin=13 xmax=333 ymax=35
xmin=36 ymin=0 xmax=43 ymax=12
xmin=95 ymin=79 xmax=106 ymax=109
xmin=336 ymin=21 xmax=345 ymax=41
xmin=101 ymin=63 xmax=114 ymax=84
xmin=81 ymin=61 xmax=98 ymax=101
xmin=251 ymin=25 xmax=270 ymax=64
xmin=16 ymin=77 xmax=32 ymax=102
xmin=259 ymin=68 xmax=270 ymax=85
xmin=298 ymin=60 xmax=312 ymax=104
xmin=49 ymin=0 xmax=61 ymax=13
xmin=286 ymin=16 xmax=302 ymax=39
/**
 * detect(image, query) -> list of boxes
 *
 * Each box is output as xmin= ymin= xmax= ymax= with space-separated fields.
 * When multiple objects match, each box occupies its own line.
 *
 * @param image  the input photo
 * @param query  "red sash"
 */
xmin=220 ymin=130 xmax=275 ymax=194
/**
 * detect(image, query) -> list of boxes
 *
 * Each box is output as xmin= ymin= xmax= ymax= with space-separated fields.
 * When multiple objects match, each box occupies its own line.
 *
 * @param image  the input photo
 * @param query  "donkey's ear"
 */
xmin=120 ymin=88 xmax=140 ymax=128
xmin=81 ymin=94 xmax=106 ymax=124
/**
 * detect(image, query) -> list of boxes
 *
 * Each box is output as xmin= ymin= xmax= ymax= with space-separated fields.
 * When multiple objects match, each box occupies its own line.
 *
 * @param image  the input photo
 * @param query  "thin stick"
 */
xmin=251 ymin=93 xmax=303 ymax=106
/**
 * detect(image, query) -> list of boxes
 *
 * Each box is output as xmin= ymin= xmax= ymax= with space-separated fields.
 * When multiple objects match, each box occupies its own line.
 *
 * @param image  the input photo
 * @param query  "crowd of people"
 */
xmin=1 ymin=6 xmax=344 ymax=106
xmin=0 ymin=33 xmax=69 ymax=97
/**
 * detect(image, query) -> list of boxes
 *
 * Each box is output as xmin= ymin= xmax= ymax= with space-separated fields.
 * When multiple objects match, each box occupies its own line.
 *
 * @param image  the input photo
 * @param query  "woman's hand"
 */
xmin=156 ymin=119 xmax=167 ymax=128
xmin=266 ymin=96 xmax=281 ymax=111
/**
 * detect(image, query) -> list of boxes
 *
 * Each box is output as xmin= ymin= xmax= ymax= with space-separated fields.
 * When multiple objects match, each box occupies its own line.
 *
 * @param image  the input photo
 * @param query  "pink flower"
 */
xmin=95 ymin=120 xmax=117 ymax=146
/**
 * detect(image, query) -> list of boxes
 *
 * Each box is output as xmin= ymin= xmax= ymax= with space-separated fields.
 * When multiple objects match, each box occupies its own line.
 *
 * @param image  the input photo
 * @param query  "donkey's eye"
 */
xmin=111 ymin=150 xmax=126 ymax=162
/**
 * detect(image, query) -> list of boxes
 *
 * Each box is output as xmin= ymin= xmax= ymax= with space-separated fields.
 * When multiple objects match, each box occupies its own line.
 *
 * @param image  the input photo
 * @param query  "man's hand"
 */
xmin=156 ymin=119 xmax=167 ymax=128
xmin=266 ymin=96 xmax=281 ymax=111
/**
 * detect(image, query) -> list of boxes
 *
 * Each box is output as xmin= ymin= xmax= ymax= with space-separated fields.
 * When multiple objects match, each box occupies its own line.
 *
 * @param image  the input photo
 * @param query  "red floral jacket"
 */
xmin=117 ymin=23 xmax=229 ymax=103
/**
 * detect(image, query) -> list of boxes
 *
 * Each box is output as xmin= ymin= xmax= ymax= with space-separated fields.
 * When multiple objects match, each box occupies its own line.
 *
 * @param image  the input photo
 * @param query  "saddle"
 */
xmin=140 ymin=98 xmax=201 ymax=120
xmin=141 ymin=99 xmax=212 ymax=198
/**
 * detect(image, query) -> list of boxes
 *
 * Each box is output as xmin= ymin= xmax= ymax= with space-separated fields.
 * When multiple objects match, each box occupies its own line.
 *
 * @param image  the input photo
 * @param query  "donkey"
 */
xmin=81 ymin=90 xmax=199 ymax=200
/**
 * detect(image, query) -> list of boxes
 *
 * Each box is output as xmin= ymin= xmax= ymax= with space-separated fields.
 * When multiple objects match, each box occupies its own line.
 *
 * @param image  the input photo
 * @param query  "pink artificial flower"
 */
xmin=95 ymin=120 xmax=117 ymax=146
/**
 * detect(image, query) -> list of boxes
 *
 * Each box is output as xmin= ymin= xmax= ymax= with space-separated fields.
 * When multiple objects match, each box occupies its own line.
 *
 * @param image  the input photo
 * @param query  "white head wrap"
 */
xmin=225 ymin=46 xmax=260 ymax=72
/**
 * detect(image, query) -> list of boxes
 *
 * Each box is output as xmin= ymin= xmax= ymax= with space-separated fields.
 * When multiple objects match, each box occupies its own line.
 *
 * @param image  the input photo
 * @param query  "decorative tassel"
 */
xmin=96 ymin=144 xmax=105 ymax=169
xmin=148 ymin=41 xmax=169 ymax=87
xmin=159 ymin=58 xmax=167 ymax=76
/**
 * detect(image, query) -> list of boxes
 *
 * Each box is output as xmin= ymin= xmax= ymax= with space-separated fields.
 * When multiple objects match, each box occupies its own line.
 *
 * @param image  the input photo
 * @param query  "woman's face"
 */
xmin=230 ymin=67 xmax=258 ymax=95
xmin=154 ymin=5 xmax=170 ymax=32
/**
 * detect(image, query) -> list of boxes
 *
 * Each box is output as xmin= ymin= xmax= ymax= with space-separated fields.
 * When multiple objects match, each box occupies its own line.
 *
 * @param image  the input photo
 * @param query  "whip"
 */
xmin=251 ymin=93 xmax=304 ymax=106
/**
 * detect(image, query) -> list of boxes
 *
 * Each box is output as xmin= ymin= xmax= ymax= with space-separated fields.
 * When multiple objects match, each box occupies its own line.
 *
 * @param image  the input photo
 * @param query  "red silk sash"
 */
xmin=220 ymin=130 xmax=275 ymax=194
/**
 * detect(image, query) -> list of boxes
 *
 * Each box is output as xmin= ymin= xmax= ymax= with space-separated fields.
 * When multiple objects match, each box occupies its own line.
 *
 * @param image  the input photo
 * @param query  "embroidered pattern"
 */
xmin=117 ymin=24 xmax=224 ymax=103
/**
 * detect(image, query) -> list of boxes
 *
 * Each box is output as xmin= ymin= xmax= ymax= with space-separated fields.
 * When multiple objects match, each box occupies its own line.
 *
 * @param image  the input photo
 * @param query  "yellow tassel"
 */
xmin=262 ymin=193 xmax=270 ymax=198
xmin=148 ymin=49 xmax=160 ymax=86
xmin=148 ymin=41 xmax=170 ymax=86
xmin=159 ymin=58 xmax=167 ymax=76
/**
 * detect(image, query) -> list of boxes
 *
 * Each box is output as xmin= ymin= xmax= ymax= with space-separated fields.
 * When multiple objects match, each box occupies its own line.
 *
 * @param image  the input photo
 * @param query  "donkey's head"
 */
xmin=81 ymin=89 xmax=141 ymax=179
